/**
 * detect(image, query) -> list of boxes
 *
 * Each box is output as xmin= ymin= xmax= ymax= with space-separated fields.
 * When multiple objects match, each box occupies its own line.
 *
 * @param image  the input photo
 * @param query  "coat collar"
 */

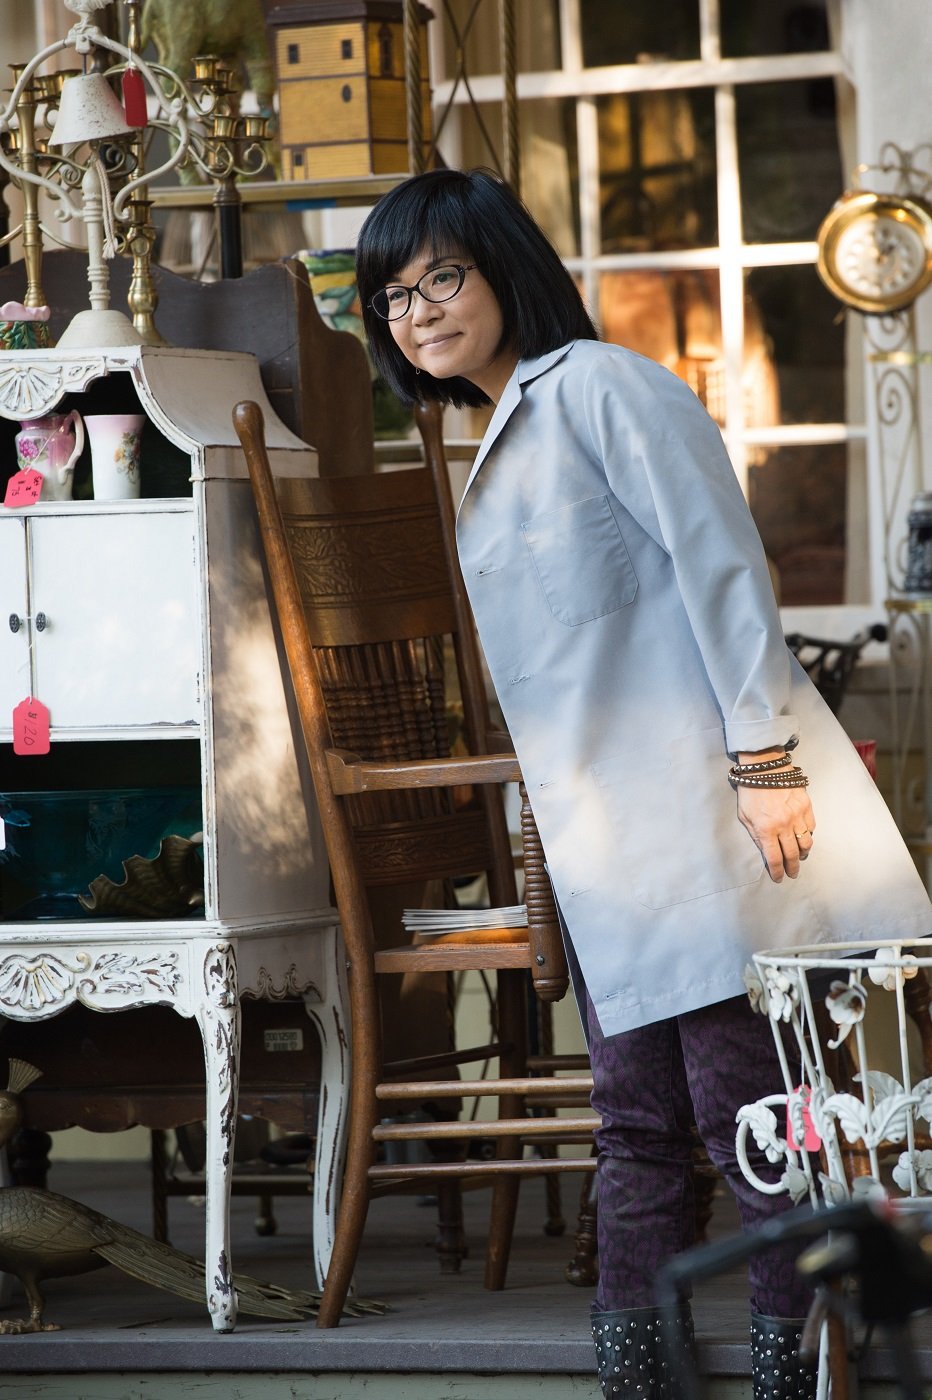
xmin=459 ymin=343 xmax=574 ymax=499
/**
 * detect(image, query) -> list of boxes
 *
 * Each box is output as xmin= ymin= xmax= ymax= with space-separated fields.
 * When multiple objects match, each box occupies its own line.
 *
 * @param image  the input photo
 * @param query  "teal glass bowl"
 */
xmin=0 ymin=788 xmax=202 ymax=920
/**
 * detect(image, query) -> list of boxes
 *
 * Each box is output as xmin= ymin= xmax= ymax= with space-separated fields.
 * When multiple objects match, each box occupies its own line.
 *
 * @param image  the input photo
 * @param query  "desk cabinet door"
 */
xmin=0 ymin=515 xmax=28 ymax=721
xmin=30 ymin=512 xmax=200 ymax=731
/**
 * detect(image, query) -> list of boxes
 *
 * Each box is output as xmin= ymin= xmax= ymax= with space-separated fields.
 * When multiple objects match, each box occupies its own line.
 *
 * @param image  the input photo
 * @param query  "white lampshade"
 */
xmin=49 ymin=72 xmax=134 ymax=147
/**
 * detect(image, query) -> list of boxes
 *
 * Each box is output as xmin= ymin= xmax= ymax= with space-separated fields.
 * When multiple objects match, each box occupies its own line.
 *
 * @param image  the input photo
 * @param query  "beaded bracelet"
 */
xmin=729 ymin=769 xmax=809 ymax=790
xmin=730 ymin=754 xmax=791 ymax=774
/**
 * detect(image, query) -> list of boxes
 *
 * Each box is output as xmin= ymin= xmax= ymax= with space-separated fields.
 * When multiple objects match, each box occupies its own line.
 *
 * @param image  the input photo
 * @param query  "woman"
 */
xmin=355 ymin=168 xmax=931 ymax=1399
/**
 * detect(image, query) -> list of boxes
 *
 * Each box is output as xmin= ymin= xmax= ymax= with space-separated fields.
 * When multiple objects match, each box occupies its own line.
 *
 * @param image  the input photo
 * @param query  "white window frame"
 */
xmin=429 ymin=0 xmax=868 ymax=619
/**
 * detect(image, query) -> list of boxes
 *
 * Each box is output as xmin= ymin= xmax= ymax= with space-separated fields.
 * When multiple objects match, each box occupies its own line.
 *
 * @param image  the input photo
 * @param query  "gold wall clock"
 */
xmin=816 ymin=190 xmax=932 ymax=314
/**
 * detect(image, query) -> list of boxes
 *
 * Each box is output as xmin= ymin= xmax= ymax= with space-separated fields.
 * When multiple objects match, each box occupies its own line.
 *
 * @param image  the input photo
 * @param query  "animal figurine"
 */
xmin=141 ymin=0 xmax=276 ymax=120
xmin=0 ymin=1059 xmax=383 ymax=1332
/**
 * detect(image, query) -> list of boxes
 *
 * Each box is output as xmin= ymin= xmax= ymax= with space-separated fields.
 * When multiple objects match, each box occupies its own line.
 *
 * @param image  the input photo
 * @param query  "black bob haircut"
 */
xmin=355 ymin=168 xmax=599 ymax=408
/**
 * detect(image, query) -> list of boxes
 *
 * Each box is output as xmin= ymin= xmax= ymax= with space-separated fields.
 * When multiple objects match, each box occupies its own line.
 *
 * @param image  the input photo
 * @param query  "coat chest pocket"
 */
xmin=522 ymin=495 xmax=637 ymax=626
xmin=592 ymin=730 xmax=765 ymax=909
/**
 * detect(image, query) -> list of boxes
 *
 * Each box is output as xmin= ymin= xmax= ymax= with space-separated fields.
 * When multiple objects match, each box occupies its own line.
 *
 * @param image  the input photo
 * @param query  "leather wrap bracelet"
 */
xmin=729 ymin=767 xmax=809 ymax=790
xmin=730 ymin=754 xmax=791 ymax=774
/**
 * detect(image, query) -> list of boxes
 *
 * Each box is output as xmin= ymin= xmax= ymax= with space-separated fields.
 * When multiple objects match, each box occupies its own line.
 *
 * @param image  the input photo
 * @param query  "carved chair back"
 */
xmin=271 ymin=462 xmax=517 ymax=902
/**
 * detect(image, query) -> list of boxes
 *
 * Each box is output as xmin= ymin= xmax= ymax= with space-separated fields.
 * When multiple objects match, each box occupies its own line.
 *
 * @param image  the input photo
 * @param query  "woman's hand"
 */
xmin=734 ymin=749 xmax=815 ymax=881
xmin=736 ymin=785 xmax=815 ymax=881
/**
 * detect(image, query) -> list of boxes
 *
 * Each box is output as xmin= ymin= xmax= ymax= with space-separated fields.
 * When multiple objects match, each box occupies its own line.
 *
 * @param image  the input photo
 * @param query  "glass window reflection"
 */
xmin=750 ymin=446 xmax=848 ymax=605
xmin=737 ymin=80 xmax=841 ymax=243
xmin=721 ymin=0 xmax=832 ymax=59
xmin=597 ymin=90 xmax=716 ymax=253
xmin=458 ymin=100 xmax=580 ymax=257
xmin=599 ymin=270 xmax=724 ymax=408
xmin=580 ymin=0 xmax=700 ymax=66
xmin=746 ymin=266 xmax=845 ymax=425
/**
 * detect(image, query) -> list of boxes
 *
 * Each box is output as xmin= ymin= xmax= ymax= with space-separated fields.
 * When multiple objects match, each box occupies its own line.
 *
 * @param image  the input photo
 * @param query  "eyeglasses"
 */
xmin=370 ymin=263 xmax=478 ymax=321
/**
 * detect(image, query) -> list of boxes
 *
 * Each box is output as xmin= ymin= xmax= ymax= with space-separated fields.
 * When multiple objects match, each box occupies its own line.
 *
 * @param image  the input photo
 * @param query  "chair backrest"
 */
xmin=0 ymin=251 xmax=374 ymax=475
xmin=234 ymin=401 xmax=518 ymax=965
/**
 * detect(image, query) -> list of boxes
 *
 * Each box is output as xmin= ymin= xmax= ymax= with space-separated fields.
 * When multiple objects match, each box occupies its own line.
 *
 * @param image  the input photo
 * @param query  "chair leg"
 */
xmin=304 ymin=928 xmax=352 ymax=1289
xmin=536 ymin=999 xmax=565 ymax=1237
xmin=150 ymin=1127 xmax=170 ymax=1244
xmin=691 ymin=1131 xmax=719 ymax=1245
xmin=317 ymin=958 xmax=380 ymax=1329
xmin=485 ymin=1175 xmax=521 ymax=1289
xmin=254 ymin=1192 xmax=277 ymax=1237
xmin=436 ymin=1179 xmax=466 ymax=1273
xmin=316 ymin=1106 xmax=376 ymax=1327
xmin=543 ymin=1168 xmax=566 ymax=1235
xmin=483 ymin=967 xmax=527 ymax=1291
xmin=566 ymin=1160 xmax=599 ymax=1287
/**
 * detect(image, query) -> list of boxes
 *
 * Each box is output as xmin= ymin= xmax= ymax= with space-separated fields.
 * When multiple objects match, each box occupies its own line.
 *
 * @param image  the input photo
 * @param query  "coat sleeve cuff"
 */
xmin=724 ymin=715 xmax=800 ymax=758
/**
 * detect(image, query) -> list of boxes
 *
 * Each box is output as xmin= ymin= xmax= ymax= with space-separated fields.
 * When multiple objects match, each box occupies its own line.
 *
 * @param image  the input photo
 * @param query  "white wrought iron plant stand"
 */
xmin=737 ymin=939 xmax=932 ymax=1395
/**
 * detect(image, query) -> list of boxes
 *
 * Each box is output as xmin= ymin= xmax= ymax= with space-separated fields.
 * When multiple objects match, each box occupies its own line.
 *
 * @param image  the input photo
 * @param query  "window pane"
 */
xmin=441 ymin=0 xmax=560 ymax=76
xmin=721 ymin=0 xmax=832 ymax=59
xmin=746 ymin=266 xmax=845 ymax=426
xmin=749 ymin=446 xmax=848 ymax=605
xmin=737 ymin=80 xmax=842 ymax=243
xmin=599 ymin=271 xmax=722 ymax=402
xmin=597 ymin=90 xmax=716 ymax=253
xmin=580 ymin=0 xmax=700 ymax=65
xmin=457 ymin=100 xmax=579 ymax=257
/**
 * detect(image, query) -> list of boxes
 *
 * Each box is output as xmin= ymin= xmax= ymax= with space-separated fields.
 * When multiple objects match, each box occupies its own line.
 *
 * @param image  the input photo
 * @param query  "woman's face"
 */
xmin=385 ymin=249 xmax=518 ymax=402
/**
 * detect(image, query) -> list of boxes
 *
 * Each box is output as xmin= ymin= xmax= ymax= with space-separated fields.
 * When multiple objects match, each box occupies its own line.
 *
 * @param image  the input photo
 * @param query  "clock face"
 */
xmin=817 ymin=192 xmax=932 ymax=313
xmin=834 ymin=213 xmax=927 ymax=301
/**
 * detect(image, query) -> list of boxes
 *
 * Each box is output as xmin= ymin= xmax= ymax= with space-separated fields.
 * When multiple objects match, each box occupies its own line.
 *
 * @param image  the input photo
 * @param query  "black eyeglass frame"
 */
xmin=369 ymin=263 xmax=478 ymax=321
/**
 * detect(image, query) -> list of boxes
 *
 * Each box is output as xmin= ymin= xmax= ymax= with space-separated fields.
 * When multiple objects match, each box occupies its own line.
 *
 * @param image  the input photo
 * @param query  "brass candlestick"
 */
xmin=7 ymin=67 xmax=45 ymax=309
xmin=120 ymin=0 xmax=164 ymax=343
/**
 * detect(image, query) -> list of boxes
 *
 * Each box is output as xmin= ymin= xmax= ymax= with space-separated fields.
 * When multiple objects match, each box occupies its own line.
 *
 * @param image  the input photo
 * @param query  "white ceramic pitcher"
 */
xmin=14 ymin=410 xmax=84 ymax=501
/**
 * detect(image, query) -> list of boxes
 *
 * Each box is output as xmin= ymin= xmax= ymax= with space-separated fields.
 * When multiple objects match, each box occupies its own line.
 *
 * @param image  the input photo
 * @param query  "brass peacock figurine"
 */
xmin=0 ymin=1059 xmax=383 ymax=1333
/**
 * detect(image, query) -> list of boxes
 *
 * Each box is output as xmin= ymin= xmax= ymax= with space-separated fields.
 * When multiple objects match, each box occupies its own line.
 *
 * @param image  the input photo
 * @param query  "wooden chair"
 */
xmin=233 ymin=398 xmax=596 ymax=1328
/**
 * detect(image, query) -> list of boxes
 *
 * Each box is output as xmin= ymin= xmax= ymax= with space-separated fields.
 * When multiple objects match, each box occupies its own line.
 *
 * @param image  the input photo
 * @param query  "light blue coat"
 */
xmin=455 ymin=340 xmax=932 ymax=1036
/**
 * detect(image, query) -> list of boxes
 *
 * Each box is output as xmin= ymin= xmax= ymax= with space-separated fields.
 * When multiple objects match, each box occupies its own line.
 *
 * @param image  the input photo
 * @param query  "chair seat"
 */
xmin=374 ymin=940 xmax=536 ymax=973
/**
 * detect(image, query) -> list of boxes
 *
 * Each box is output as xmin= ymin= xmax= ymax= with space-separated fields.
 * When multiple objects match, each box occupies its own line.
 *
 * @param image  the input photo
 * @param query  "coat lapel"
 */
xmin=459 ymin=344 xmax=574 ymax=500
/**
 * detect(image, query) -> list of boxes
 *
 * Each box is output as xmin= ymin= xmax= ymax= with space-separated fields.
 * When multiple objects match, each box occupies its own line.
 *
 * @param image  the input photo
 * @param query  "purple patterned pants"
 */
xmin=587 ymin=991 xmax=813 ymax=1319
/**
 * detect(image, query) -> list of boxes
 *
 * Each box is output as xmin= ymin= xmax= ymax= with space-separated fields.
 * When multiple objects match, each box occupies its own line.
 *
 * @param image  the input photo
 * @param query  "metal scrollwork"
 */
xmin=738 ymin=944 xmax=932 ymax=1209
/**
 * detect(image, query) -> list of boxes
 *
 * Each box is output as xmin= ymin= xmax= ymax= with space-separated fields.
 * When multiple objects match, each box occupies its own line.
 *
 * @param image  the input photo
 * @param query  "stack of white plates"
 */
xmin=402 ymin=904 xmax=528 ymax=937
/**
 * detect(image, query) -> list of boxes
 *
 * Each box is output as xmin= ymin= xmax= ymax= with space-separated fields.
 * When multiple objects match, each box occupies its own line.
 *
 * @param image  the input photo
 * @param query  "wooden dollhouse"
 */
xmin=264 ymin=0 xmax=433 ymax=181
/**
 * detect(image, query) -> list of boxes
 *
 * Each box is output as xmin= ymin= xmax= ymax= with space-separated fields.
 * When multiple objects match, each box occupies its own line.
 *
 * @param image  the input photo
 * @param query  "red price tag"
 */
xmin=12 ymin=697 xmax=51 ymax=755
xmin=786 ymin=1084 xmax=821 ymax=1152
xmin=4 ymin=469 xmax=43 ymax=508
xmin=122 ymin=67 xmax=148 ymax=127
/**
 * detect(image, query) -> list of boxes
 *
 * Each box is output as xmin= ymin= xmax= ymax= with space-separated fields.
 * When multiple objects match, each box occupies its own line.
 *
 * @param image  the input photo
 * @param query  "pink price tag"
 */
xmin=4 ymin=469 xmax=43 ymax=508
xmin=12 ymin=697 xmax=51 ymax=755
xmin=786 ymin=1084 xmax=821 ymax=1152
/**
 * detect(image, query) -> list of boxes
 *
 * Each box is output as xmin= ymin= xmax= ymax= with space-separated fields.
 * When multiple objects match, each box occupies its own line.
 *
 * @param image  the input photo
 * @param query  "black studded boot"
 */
xmin=591 ymin=1304 xmax=696 ymax=1397
xmin=750 ymin=1315 xmax=818 ymax=1399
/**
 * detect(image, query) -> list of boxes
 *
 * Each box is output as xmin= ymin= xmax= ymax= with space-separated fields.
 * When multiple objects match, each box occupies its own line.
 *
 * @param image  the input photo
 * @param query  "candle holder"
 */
xmin=114 ymin=42 xmax=271 ymax=281
xmin=0 ymin=0 xmax=193 ymax=347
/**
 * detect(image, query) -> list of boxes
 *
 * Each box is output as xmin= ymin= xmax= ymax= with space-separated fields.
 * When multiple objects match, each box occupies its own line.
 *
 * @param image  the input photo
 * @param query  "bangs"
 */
xmin=356 ymin=181 xmax=479 ymax=297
